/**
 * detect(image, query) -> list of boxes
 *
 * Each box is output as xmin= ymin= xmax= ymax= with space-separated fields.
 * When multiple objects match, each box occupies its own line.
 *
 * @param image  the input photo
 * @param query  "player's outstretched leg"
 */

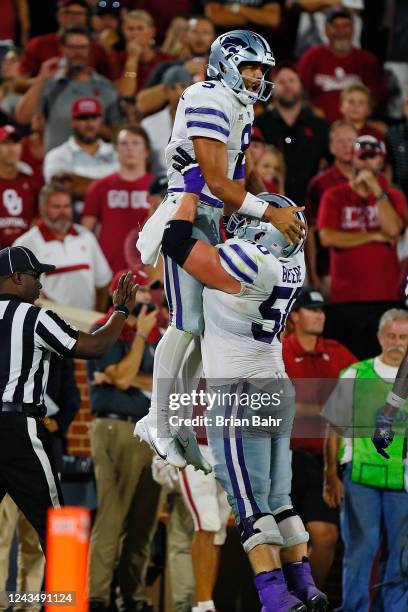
xmin=135 ymin=326 xmax=193 ymax=468
xmin=174 ymin=336 xmax=212 ymax=474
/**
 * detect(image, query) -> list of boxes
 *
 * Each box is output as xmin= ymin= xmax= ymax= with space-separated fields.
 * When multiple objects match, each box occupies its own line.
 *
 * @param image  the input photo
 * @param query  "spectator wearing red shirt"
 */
xmin=0 ymin=125 xmax=41 ymax=249
xmin=305 ymin=119 xmax=357 ymax=293
xmin=19 ymin=0 xmax=111 ymax=79
xmin=82 ymin=126 xmax=153 ymax=274
xmin=283 ymin=288 xmax=356 ymax=589
xmin=297 ymin=6 xmax=385 ymax=123
xmin=318 ymin=135 xmax=407 ymax=358
xmin=340 ymin=83 xmax=385 ymax=142
xmin=108 ymin=10 xmax=174 ymax=99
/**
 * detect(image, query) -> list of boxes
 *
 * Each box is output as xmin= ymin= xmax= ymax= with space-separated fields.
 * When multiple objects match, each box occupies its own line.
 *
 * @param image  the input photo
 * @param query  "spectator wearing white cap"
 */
xmin=44 ymin=97 xmax=118 ymax=218
xmin=141 ymin=66 xmax=193 ymax=175
xmin=14 ymin=182 xmax=112 ymax=312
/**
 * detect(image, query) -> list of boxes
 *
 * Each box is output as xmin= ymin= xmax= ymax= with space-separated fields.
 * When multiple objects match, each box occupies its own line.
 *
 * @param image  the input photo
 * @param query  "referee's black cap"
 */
xmin=0 ymin=246 xmax=55 ymax=276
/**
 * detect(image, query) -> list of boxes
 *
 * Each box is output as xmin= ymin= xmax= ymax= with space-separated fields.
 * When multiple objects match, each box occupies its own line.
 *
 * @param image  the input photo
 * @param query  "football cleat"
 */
xmin=134 ymin=416 xmax=186 ymax=469
xmin=255 ymin=569 xmax=307 ymax=612
xmin=283 ymin=558 xmax=329 ymax=612
xmin=175 ymin=427 xmax=212 ymax=475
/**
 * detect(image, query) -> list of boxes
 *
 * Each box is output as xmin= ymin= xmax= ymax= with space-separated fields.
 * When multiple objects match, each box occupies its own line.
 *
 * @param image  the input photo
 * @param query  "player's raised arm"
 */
xmin=185 ymin=136 xmax=306 ymax=244
xmin=161 ymin=192 xmax=242 ymax=293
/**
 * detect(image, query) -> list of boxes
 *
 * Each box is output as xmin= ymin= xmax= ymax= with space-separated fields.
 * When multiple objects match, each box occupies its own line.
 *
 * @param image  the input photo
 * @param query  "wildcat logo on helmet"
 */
xmin=222 ymin=35 xmax=249 ymax=56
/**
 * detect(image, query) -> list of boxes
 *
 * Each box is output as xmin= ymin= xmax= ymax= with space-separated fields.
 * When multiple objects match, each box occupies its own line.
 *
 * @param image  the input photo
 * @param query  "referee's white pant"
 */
xmin=0 ymin=414 xmax=63 ymax=551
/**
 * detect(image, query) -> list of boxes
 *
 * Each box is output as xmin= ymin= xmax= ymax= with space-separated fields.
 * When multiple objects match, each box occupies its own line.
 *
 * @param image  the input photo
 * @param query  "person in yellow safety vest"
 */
xmin=321 ymin=308 xmax=408 ymax=612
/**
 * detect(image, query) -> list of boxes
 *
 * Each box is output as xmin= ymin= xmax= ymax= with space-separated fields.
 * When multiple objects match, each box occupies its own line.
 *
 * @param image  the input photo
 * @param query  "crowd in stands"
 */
xmin=1 ymin=1 xmax=408 ymax=611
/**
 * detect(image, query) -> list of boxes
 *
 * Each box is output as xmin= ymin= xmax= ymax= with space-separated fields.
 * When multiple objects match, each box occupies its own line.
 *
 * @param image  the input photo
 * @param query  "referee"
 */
xmin=0 ymin=245 xmax=137 ymax=551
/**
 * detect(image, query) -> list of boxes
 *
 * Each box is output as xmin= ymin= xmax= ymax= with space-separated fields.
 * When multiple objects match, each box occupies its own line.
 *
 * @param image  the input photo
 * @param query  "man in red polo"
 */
xmin=318 ymin=135 xmax=407 ymax=358
xmin=283 ymin=288 xmax=356 ymax=589
xmin=0 ymin=125 xmax=41 ymax=249
xmin=305 ymin=119 xmax=357 ymax=292
xmin=19 ymin=0 xmax=111 ymax=79
xmin=297 ymin=6 xmax=385 ymax=123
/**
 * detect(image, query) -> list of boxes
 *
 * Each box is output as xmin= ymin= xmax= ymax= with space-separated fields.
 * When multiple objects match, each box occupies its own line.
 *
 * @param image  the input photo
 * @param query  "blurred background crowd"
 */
xmin=0 ymin=1 xmax=407 ymax=611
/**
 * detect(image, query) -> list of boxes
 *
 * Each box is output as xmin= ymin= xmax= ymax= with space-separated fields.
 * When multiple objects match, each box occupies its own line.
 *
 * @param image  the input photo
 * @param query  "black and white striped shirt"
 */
xmin=0 ymin=294 xmax=79 ymax=405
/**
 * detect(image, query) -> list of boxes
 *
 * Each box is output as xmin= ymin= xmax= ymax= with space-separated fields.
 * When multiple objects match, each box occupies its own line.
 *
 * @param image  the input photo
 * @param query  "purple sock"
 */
xmin=254 ymin=569 xmax=306 ymax=612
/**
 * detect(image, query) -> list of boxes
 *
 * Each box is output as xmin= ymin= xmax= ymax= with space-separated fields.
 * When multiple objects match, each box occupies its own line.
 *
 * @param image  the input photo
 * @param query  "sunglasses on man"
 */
xmin=358 ymin=151 xmax=381 ymax=160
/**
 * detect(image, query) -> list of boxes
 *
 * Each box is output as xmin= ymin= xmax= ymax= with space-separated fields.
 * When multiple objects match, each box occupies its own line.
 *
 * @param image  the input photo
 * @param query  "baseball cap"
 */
xmin=292 ymin=289 xmax=325 ymax=311
xmin=162 ymin=65 xmax=194 ymax=87
xmin=149 ymin=175 xmax=168 ymax=198
xmin=325 ymin=6 xmax=353 ymax=23
xmin=110 ymin=269 xmax=162 ymax=294
xmin=71 ymin=98 xmax=102 ymax=119
xmin=251 ymin=127 xmax=265 ymax=143
xmin=353 ymin=135 xmax=386 ymax=158
xmin=0 ymin=124 xmax=22 ymax=143
xmin=0 ymin=246 xmax=55 ymax=276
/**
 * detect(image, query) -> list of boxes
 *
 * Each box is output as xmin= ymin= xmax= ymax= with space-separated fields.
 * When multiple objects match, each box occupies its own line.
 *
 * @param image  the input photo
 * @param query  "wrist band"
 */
xmin=386 ymin=391 xmax=405 ymax=409
xmin=136 ymin=332 xmax=147 ymax=341
xmin=114 ymin=305 xmax=129 ymax=318
xmin=238 ymin=192 xmax=269 ymax=219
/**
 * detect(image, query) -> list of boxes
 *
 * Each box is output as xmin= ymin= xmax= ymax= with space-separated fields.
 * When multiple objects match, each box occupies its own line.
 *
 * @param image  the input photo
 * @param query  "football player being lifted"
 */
xmin=135 ymin=30 xmax=306 ymax=467
xmin=158 ymin=186 xmax=329 ymax=611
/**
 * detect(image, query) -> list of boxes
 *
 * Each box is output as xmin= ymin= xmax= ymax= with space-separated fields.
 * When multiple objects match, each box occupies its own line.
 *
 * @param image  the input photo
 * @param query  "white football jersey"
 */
xmin=166 ymin=80 xmax=254 ymax=206
xmin=201 ymin=239 xmax=306 ymax=379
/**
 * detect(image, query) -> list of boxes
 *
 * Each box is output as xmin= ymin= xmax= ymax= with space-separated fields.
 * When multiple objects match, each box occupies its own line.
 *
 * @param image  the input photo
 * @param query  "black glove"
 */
xmin=172 ymin=146 xmax=205 ymax=196
xmin=372 ymin=414 xmax=395 ymax=459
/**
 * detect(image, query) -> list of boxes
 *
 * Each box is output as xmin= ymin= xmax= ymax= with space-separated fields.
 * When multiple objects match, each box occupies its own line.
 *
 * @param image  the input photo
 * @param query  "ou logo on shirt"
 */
xmin=3 ymin=189 xmax=23 ymax=216
xmin=107 ymin=190 xmax=149 ymax=209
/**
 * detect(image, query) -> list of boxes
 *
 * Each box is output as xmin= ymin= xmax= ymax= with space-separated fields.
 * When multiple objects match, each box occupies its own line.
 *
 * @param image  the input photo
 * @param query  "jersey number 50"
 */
xmin=252 ymin=286 xmax=301 ymax=344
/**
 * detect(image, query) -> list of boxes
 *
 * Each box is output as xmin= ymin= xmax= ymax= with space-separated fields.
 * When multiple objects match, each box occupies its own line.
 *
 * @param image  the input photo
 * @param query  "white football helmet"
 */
xmin=227 ymin=193 xmax=307 ymax=259
xmin=207 ymin=30 xmax=275 ymax=105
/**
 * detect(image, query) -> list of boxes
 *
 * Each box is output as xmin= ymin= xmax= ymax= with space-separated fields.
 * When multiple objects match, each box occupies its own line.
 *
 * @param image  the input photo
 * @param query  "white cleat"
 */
xmin=175 ymin=428 xmax=212 ymax=475
xmin=165 ymin=438 xmax=187 ymax=469
xmin=134 ymin=416 xmax=186 ymax=469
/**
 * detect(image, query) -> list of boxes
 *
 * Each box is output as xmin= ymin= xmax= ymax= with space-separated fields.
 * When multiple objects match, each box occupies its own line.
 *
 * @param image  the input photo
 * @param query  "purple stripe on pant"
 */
xmin=171 ymin=258 xmax=183 ymax=330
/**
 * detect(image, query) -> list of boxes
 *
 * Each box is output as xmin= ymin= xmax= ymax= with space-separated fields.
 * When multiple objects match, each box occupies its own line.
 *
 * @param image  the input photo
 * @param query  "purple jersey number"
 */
xmin=252 ymin=286 xmax=301 ymax=344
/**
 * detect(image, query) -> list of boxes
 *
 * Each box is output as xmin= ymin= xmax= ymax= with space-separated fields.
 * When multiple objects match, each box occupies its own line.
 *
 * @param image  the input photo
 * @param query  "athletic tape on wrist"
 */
xmin=238 ymin=192 xmax=269 ymax=219
xmin=386 ymin=391 xmax=405 ymax=409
